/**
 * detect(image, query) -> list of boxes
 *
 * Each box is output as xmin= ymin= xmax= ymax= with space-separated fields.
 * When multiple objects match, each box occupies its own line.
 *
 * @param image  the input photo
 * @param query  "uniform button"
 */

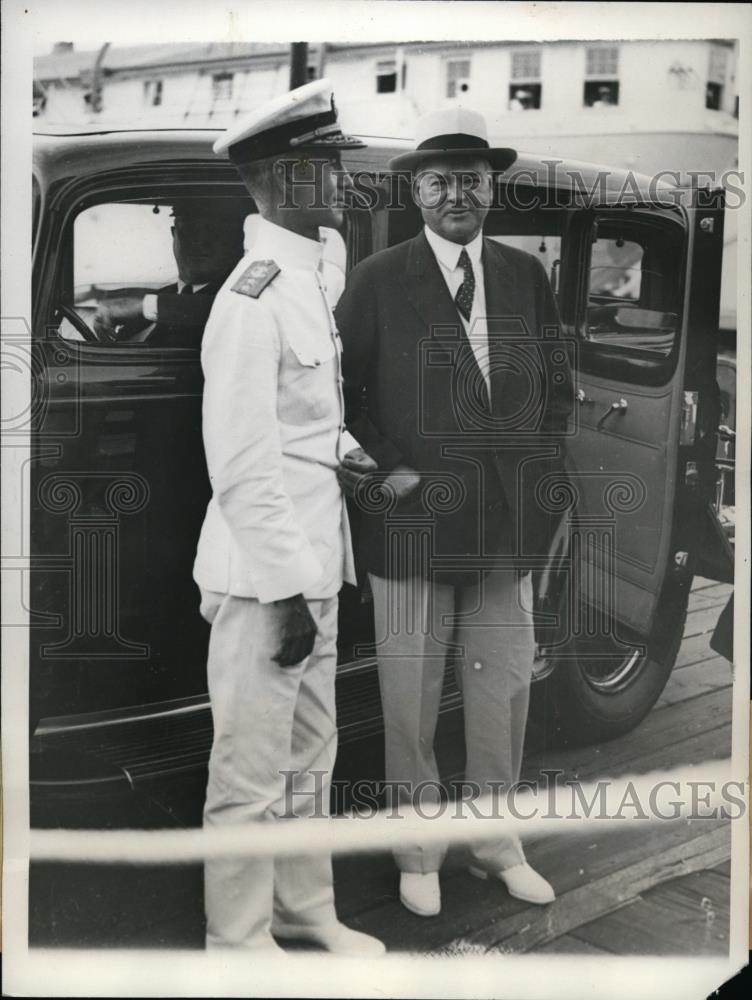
xmin=473 ymin=661 xmax=483 ymax=671
xmin=314 ymin=359 xmax=321 ymax=366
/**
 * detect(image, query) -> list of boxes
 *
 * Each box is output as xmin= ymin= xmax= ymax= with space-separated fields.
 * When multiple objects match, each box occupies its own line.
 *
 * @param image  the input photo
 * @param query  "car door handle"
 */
xmin=576 ymin=389 xmax=595 ymax=406
xmin=597 ymin=397 xmax=628 ymax=430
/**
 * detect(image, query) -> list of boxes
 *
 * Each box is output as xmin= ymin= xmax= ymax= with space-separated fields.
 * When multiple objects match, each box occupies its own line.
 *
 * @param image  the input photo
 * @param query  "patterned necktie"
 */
xmin=454 ymin=248 xmax=475 ymax=321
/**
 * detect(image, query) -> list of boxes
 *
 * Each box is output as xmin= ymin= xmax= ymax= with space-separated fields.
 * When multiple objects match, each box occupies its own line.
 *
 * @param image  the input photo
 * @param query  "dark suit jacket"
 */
xmin=147 ymin=280 xmax=223 ymax=348
xmin=335 ymin=230 xmax=574 ymax=583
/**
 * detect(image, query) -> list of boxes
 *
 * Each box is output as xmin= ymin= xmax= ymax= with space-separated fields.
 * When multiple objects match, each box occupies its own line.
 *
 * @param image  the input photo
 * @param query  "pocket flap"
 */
xmin=287 ymin=333 xmax=336 ymax=368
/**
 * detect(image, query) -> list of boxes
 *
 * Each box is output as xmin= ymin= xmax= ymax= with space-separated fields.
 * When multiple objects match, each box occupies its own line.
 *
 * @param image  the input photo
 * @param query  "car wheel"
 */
xmin=529 ymin=592 xmax=687 ymax=747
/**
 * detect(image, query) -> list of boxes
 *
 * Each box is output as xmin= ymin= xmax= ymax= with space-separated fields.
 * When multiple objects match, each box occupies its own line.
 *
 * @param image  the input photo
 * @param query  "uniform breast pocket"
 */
xmin=279 ymin=336 xmax=337 ymax=424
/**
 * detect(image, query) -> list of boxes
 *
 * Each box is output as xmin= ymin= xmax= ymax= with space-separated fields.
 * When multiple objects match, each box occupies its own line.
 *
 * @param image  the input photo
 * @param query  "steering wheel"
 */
xmin=55 ymin=303 xmax=104 ymax=344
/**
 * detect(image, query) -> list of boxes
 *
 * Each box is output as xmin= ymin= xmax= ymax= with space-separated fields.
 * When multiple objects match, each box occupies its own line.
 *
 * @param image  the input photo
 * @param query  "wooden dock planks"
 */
xmin=565 ymin=861 xmax=730 ymax=955
xmin=336 ymin=582 xmax=734 ymax=955
xmin=28 ymin=577 xmax=735 ymax=954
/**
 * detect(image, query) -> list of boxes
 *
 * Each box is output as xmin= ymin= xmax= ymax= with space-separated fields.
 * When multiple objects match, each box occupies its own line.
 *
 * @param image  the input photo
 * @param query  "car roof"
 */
xmin=32 ymin=128 xmax=674 ymax=197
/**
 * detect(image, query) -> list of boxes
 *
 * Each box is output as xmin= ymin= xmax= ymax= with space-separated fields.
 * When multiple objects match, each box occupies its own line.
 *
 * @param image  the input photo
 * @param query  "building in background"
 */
xmin=33 ymin=39 xmax=739 ymax=169
xmin=34 ymin=38 xmax=739 ymax=330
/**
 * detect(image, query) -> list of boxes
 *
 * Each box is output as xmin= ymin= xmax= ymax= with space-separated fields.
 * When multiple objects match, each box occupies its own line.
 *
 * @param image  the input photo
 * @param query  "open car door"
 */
xmin=29 ymin=165 xmax=250 ymax=750
xmin=535 ymin=186 xmax=727 ymax=743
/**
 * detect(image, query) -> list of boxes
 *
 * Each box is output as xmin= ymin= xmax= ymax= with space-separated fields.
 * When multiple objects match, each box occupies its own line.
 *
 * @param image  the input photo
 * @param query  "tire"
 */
xmin=529 ymin=588 xmax=688 ymax=748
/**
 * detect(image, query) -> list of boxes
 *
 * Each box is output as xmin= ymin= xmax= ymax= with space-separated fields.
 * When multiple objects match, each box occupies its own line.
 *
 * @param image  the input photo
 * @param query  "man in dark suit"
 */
xmin=93 ymin=198 xmax=247 ymax=346
xmin=335 ymin=107 xmax=573 ymax=917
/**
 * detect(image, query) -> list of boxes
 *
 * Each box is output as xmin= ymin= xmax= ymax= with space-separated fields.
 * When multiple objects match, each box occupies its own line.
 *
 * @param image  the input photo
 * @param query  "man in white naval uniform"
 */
xmin=193 ymin=79 xmax=383 ymax=956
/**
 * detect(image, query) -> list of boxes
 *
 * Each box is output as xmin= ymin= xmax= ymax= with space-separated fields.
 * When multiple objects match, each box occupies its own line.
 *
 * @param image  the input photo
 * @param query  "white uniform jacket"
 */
xmin=193 ymin=218 xmax=358 ymax=603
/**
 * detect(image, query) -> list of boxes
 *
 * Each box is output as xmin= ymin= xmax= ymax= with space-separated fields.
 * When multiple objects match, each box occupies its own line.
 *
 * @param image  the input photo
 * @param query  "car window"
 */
xmin=61 ymin=204 xmax=177 ymax=343
xmin=716 ymin=356 xmax=736 ymax=431
xmin=58 ymin=197 xmax=250 ymax=347
xmin=76 ymin=203 xmax=178 ymax=294
xmin=488 ymin=233 xmax=563 ymax=297
xmin=585 ymin=218 xmax=683 ymax=360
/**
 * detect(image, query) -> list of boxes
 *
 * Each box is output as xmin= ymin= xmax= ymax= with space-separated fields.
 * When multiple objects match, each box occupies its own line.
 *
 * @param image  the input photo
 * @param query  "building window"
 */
xmin=705 ymin=82 xmax=722 ymax=111
xmin=509 ymin=47 xmax=542 ymax=110
xmin=212 ymin=72 xmax=234 ymax=102
xmin=376 ymin=59 xmax=397 ymax=93
xmin=144 ymin=79 xmax=163 ymax=107
xmin=307 ymin=65 xmax=318 ymax=82
xmin=706 ymin=46 xmax=727 ymax=110
xmin=446 ymin=58 xmax=471 ymax=99
xmin=584 ymin=45 xmax=619 ymax=107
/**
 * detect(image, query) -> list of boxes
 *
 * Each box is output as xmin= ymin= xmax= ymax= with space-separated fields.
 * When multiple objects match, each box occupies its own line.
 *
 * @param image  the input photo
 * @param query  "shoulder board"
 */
xmin=231 ymin=259 xmax=281 ymax=299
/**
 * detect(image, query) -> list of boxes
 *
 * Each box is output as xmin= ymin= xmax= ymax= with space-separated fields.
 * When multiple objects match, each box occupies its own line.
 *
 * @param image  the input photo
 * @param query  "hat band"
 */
xmin=228 ymin=108 xmax=338 ymax=164
xmin=415 ymin=132 xmax=490 ymax=153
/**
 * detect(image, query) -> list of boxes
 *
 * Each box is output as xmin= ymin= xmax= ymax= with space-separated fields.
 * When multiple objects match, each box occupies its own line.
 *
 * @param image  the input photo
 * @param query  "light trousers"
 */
xmin=200 ymin=589 xmax=339 ymax=950
xmin=369 ymin=568 xmax=535 ymax=874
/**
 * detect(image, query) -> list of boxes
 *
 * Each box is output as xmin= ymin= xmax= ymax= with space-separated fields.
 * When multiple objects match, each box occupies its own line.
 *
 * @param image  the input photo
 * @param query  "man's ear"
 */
xmin=482 ymin=162 xmax=494 ymax=197
xmin=271 ymin=159 xmax=291 ymax=205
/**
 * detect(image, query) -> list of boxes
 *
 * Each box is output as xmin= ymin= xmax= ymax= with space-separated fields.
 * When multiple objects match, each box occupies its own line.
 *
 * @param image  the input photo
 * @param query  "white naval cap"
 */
xmin=213 ymin=77 xmax=366 ymax=164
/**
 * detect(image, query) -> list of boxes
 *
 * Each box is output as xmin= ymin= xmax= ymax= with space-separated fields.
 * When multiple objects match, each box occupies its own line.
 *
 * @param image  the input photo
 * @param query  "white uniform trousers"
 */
xmin=200 ymin=589 xmax=339 ymax=950
xmin=369 ymin=568 xmax=535 ymax=875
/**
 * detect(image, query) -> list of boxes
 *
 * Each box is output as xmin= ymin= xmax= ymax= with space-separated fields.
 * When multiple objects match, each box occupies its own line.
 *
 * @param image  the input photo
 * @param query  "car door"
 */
xmin=561 ymin=189 xmax=725 ymax=641
xmin=30 ymin=155 xmax=251 ymax=732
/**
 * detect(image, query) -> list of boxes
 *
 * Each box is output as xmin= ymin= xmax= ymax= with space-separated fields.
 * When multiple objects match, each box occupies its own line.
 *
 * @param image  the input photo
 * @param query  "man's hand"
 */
xmin=272 ymin=593 xmax=318 ymax=668
xmin=93 ymin=294 xmax=149 ymax=342
xmin=336 ymin=447 xmax=378 ymax=497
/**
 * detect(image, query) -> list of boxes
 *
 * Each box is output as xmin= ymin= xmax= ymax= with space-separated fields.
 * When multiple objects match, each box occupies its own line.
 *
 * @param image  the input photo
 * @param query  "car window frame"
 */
xmin=32 ymin=173 xmax=42 ymax=251
xmin=34 ymin=166 xmax=251 ymax=351
xmin=38 ymin=169 xmax=368 ymax=353
xmin=57 ymin=182 xmax=255 ymax=353
xmin=569 ymin=204 xmax=689 ymax=386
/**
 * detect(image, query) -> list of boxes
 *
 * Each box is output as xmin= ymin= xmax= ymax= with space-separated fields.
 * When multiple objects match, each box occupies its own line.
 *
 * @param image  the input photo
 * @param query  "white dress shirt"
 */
xmin=423 ymin=224 xmax=490 ymax=395
xmin=193 ymin=217 xmax=358 ymax=603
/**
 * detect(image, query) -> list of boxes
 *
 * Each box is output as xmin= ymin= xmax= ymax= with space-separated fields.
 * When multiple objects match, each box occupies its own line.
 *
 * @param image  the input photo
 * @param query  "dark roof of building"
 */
xmin=33 ymin=40 xmax=482 ymax=82
xmin=35 ymin=42 xmax=294 ymax=82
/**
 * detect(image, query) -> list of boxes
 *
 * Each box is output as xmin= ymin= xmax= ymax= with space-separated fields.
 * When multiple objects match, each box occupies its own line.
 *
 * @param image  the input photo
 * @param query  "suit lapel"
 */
xmin=482 ymin=238 xmax=525 ymax=418
xmin=482 ymin=238 xmax=518 ymax=332
xmin=399 ymin=231 xmax=458 ymax=331
xmin=399 ymin=231 xmax=491 ymax=418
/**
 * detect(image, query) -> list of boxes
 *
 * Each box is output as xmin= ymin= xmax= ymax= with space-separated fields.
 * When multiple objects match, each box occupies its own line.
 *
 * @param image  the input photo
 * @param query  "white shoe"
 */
xmin=273 ymin=921 xmax=386 ymax=956
xmin=206 ymin=936 xmax=286 ymax=955
xmin=399 ymin=872 xmax=441 ymax=917
xmin=469 ymin=862 xmax=555 ymax=904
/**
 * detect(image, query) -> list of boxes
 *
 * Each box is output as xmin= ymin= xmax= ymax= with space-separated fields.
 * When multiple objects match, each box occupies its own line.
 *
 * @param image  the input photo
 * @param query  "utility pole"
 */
xmin=289 ymin=43 xmax=309 ymax=89
xmin=83 ymin=42 xmax=110 ymax=114
xmin=315 ymin=42 xmax=328 ymax=80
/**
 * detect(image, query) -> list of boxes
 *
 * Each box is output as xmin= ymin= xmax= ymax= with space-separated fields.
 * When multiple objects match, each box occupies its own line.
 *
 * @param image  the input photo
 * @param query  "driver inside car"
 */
xmin=92 ymin=198 xmax=247 ymax=347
